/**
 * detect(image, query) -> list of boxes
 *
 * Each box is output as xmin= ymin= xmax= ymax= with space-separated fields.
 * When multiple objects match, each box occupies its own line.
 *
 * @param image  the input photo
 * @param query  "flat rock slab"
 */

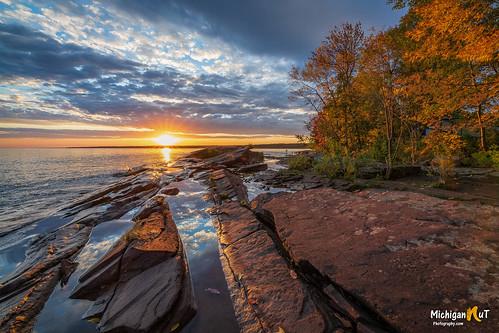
xmin=71 ymin=194 xmax=196 ymax=333
xmin=215 ymin=201 xmax=326 ymax=333
xmin=261 ymin=188 xmax=499 ymax=333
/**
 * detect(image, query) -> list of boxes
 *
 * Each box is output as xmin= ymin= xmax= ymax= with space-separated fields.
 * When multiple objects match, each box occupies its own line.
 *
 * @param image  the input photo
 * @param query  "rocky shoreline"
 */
xmin=0 ymin=146 xmax=497 ymax=332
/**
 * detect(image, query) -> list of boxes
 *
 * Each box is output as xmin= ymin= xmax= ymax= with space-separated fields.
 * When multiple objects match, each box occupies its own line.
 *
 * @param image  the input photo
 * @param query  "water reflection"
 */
xmin=33 ymin=216 xmax=135 ymax=333
xmin=167 ymin=179 xmax=239 ymax=332
xmin=161 ymin=148 xmax=171 ymax=163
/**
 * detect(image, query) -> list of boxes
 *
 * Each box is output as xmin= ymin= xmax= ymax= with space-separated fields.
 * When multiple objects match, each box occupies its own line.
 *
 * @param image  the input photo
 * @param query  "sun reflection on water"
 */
xmin=161 ymin=147 xmax=171 ymax=163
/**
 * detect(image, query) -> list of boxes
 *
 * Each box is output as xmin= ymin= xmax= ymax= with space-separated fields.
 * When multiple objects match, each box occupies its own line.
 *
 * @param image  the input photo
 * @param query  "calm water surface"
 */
xmin=0 ymin=147 xmax=195 ymax=233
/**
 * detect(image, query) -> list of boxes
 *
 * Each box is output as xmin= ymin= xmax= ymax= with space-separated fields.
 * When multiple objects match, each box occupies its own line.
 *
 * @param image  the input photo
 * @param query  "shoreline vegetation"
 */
xmin=289 ymin=0 xmax=497 ymax=185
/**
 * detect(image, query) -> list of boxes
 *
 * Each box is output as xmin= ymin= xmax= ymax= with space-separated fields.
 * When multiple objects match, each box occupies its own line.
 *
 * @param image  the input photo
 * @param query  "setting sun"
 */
xmin=154 ymin=134 xmax=178 ymax=146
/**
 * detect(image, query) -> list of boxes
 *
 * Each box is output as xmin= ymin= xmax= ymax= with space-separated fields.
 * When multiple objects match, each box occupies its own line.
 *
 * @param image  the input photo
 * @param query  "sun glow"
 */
xmin=154 ymin=134 xmax=178 ymax=146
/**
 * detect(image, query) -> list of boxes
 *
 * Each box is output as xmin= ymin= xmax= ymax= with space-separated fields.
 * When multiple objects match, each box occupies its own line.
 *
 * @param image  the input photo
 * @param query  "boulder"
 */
xmin=159 ymin=186 xmax=180 ymax=196
xmin=176 ymin=146 xmax=264 ymax=170
xmin=183 ymin=146 xmax=241 ymax=159
xmin=70 ymin=194 xmax=196 ymax=333
xmin=259 ymin=188 xmax=499 ymax=333
xmin=389 ymin=165 xmax=422 ymax=179
xmin=357 ymin=164 xmax=422 ymax=180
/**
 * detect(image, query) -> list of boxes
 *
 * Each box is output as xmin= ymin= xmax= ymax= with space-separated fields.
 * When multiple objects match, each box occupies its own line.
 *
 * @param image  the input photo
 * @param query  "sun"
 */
xmin=154 ymin=134 xmax=178 ymax=146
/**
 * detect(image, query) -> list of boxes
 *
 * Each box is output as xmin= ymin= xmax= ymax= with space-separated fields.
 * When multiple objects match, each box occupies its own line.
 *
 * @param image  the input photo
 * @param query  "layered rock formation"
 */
xmin=259 ymin=189 xmax=498 ymax=332
xmin=209 ymin=168 xmax=498 ymax=333
xmin=0 ymin=224 xmax=90 ymax=332
xmin=173 ymin=146 xmax=264 ymax=171
xmin=2 ymin=146 xmax=497 ymax=333
xmin=0 ymin=170 xmax=163 ymax=333
xmin=70 ymin=194 xmax=196 ymax=332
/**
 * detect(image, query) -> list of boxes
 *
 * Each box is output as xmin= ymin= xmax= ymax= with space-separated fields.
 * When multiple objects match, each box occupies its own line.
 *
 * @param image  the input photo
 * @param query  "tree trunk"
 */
xmin=384 ymin=106 xmax=393 ymax=179
xmin=477 ymin=104 xmax=486 ymax=151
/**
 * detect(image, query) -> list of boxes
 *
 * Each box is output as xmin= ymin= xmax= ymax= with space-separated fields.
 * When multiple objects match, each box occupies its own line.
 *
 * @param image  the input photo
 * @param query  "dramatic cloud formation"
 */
xmin=0 ymin=0 xmax=403 ymax=146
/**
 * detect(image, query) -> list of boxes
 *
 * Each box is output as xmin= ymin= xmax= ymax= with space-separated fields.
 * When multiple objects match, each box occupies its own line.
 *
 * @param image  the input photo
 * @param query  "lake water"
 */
xmin=0 ymin=147 xmax=199 ymax=234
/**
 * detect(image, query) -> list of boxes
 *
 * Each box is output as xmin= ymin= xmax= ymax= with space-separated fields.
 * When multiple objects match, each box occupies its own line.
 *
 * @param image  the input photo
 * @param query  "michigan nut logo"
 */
xmin=431 ymin=306 xmax=491 ymax=327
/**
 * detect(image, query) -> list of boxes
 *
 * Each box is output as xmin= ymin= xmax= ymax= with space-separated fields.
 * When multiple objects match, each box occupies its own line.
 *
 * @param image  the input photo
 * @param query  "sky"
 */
xmin=0 ymin=0 xmax=403 ymax=147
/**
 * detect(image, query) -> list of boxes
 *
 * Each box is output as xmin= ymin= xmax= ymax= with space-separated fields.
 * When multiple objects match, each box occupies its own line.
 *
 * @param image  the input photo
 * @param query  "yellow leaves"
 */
xmin=405 ymin=0 xmax=497 ymax=64
xmin=425 ymin=131 xmax=464 ymax=156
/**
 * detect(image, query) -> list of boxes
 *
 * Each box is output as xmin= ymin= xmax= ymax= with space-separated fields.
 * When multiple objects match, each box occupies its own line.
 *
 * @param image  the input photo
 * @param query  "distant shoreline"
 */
xmin=65 ymin=143 xmax=308 ymax=149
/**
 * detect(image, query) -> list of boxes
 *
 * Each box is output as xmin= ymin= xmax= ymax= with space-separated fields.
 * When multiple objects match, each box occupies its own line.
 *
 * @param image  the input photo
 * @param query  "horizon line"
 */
xmin=66 ymin=143 xmax=307 ymax=149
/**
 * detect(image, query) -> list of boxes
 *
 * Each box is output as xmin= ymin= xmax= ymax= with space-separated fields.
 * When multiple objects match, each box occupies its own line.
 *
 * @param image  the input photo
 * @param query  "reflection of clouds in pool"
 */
xmin=167 ymin=179 xmax=219 ymax=259
xmin=177 ymin=220 xmax=202 ymax=231
xmin=76 ymin=238 xmax=116 ymax=271
xmin=193 ymin=230 xmax=217 ymax=242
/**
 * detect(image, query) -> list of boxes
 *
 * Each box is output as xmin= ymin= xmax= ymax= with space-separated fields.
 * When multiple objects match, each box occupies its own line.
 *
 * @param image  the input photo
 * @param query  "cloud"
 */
xmin=0 ymin=119 xmax=153 ymax=132
xmin=0 ymin=21 xmax=308 ymax=136
xmin=115 ymin=0 xmax=403 ymax=60
xmin=0 ymin=22 xmax=140 ymax=81
xmin=0 ymin=1 xmax=402 ymax=143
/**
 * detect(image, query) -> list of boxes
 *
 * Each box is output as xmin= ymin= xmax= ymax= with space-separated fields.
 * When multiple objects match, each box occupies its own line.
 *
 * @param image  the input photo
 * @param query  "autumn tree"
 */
xmin=290 ymin=23 xmax=366 ymax=154
xmin=357 ymin=31 xmax=404 ymax=177
xmin=399 ymin=0 xmax=498 ymax=151
xmin=290 ymin=1 xmax=497 ymax=180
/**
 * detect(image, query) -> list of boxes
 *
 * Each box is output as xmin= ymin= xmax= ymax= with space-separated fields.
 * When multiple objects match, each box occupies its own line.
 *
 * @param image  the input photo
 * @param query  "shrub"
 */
xmin=470 ymin=146 xmax=499 ymax=169
xmin=471 ymin=151 xmax=493 ymax=167
xmin=312 ymin=153 xmax=359 ymax=179
xmin=492 ymin=149 xmax=499 ymax=170
xmin=313 ymin=155 xmax=342 ymax=179
xmin=288 ymin=154 xmax=313 ymax=171
xmin=342 ymin=155 xmax=357 ymax=179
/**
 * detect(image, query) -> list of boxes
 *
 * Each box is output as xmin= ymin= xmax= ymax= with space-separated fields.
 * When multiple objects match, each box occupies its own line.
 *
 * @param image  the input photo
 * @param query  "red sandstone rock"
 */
xmin=215 ymin=201 xmax=327 ymax=333
xmin=261 ymin=188 xmax=499 ymax=333
xmin=237 ymin=163 xmax=268 ymax=173
xmin=209 ymin=169 xmax=249 ymax=204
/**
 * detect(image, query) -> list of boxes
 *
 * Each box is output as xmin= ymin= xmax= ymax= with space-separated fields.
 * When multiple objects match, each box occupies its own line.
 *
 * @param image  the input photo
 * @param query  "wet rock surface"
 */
xmin=215 ymin=202 xmax=328 ymax=333
xmin=0 ymin=146 xmax=264 ymax=332
xmin=71 ymin=194 xmax=195 ymax=333
xmin=207 ymin=169 xmax=249 ymax=205
xmin=0 ymin=224 xmax=91 ymax=333
xmin=0 ymin=168 xmax=171 ymax=332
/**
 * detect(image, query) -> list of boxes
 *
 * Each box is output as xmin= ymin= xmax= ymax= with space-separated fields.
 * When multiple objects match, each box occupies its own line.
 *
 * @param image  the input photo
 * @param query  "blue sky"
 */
xmin=0 ymin=0 xmax=403 ymax=146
